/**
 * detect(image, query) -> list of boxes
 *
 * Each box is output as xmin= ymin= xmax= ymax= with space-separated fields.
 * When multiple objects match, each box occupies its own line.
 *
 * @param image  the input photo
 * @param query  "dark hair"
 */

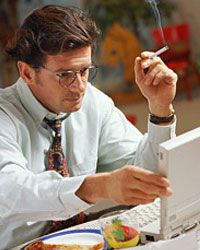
xmin=5 ymin=5 xmax=100 ymax=67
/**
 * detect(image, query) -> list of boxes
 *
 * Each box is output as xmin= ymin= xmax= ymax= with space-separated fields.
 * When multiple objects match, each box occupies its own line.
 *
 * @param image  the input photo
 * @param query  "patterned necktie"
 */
xmin=44 ymin=117 xmax=86 ymax=234
xmin=45 ymin=117 xmax=69 ymax=177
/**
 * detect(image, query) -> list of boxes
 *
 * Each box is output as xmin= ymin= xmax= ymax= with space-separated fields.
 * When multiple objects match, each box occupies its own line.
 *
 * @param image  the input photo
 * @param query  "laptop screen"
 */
xmin=159 ymin=127 xmax=200 ymax=232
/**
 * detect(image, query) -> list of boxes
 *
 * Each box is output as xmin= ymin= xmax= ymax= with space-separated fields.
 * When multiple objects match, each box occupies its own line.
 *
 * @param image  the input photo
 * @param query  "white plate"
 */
xmin=21 ymin=229 xmax=104 ymax=249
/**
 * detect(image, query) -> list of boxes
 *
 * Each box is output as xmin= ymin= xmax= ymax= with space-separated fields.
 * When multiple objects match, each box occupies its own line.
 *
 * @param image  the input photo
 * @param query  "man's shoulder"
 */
xmin=0 ymin=82 xmax=22 ymax=121
xmin=0 ymin=82 xmax=18 ymax=102
xmin=81 ymin=84 xmax=115 ymax=121
xmin=86 ymin=83 xmax=114 ymax=105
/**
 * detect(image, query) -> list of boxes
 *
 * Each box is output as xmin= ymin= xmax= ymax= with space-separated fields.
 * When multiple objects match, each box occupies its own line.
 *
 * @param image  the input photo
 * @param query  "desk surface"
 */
xmin=12 ymin=210 xmax=200 ymax=250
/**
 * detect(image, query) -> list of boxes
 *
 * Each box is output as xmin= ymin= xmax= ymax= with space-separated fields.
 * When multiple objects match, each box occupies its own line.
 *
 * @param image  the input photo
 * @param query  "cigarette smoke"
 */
xmin=146 ymin=0 xmax=167 ymax=46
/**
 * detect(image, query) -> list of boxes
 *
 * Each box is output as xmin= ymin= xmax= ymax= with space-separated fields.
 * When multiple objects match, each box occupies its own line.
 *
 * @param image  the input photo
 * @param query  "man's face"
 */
xmin=29 ymin=46 xmax=92 ymax=114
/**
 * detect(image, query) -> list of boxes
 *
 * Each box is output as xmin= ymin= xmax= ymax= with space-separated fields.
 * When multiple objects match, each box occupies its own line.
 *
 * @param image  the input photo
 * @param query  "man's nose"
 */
xmin=69 ymin=73 xmax=85 ymax=91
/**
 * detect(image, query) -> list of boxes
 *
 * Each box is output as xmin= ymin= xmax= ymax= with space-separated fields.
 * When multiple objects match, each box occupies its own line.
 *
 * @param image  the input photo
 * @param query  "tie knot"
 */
xmin=45 ymin=118 xmax=62 ymax=133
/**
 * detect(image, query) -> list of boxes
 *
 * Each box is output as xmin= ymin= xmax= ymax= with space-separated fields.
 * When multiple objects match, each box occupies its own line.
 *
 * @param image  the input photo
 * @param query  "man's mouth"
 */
xmin=64 ymin=93 xmax=83 ymax=102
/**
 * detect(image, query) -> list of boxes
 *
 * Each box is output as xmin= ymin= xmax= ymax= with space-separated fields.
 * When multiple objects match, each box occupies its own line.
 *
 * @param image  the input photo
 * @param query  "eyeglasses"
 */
xmin=36 ymin=65 xmax=98 ymax=88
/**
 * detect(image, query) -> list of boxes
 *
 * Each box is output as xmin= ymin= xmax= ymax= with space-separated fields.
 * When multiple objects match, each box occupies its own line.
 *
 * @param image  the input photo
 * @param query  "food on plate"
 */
xmin=24 ymin=240 xmax=104 ymax=250
xmin=102 ymin=218 xmax=140 ymax=248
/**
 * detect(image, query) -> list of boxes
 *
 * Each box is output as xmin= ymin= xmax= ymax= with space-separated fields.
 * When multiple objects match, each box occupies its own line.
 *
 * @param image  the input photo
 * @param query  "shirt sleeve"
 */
xmin=134 ymin=117 xmax=176 ymax=172
xmin=0 ymin=110 xmax=91 ymax=224
xmin=96 ymin=96 xmax=176 ymax=173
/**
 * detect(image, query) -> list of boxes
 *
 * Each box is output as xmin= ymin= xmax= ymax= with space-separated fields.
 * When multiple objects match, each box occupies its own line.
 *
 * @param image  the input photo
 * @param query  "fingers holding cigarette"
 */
xmin=140 ymin=46 xmax=169 ymax=70
xmin=141 ymin=46 xmax=168 ymax=59
xmin=134 ymin=45 xmax=177 ymax=87
xmin=134 ymin=46 xmax=177 ymax=109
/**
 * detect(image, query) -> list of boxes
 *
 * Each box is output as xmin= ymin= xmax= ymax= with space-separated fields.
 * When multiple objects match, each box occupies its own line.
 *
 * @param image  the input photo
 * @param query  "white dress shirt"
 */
xmin=0 ymin=78 xmax=176 ymax=249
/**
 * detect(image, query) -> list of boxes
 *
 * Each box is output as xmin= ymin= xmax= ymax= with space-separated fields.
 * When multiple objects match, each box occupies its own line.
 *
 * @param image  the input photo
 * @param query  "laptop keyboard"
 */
xmin=70 ymin=199 xmax=160 ymax=231
xmin=126 ymin=198 xmax=160 ymax=228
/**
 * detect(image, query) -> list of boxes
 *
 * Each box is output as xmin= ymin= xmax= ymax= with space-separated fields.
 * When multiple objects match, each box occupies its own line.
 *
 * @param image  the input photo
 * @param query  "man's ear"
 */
xmin=17 ymin=61 xmax=36 ymax=84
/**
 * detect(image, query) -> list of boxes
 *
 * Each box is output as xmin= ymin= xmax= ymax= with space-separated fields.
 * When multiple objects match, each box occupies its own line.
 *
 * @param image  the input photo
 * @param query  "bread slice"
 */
xmin=25 ymin=240 xmax=104 ymax=250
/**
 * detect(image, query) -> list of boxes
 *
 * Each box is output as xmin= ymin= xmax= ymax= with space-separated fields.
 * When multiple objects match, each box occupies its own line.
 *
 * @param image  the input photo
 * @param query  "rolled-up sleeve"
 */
xmin=134 ymin=117 xmax=176 ymax=172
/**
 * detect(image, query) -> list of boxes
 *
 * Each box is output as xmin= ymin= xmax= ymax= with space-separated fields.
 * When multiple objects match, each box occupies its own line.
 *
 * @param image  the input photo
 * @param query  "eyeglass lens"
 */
xmin=60 ymin=66 xmax=97 ymax=87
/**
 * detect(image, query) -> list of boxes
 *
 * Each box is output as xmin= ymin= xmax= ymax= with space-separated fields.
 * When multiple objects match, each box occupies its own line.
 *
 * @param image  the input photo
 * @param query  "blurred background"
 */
xmin=1 ymin=0 xmax=200 ymax=135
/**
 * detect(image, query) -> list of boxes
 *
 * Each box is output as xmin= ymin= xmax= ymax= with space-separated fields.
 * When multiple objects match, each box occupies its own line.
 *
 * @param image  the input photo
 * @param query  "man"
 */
xmin=0 ymin=4 xmax=177 ymax=249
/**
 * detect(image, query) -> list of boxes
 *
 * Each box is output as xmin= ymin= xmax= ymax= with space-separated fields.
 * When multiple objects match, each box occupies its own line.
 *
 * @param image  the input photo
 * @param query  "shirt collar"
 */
xmin=16 ymin=77 xmax=70 ymax=127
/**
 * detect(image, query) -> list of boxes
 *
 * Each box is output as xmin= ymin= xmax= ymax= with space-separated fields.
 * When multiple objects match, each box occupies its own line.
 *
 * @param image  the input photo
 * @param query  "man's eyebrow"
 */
xmin=54 ymin=67 xmax=71 ymax=72
xmin=54 ymin=64 xmax=92 ymax=72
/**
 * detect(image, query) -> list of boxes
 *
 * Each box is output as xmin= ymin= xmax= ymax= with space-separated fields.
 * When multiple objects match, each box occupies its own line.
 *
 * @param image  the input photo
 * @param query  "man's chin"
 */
xmin=62 ymin=104 xmax=82 ymax=113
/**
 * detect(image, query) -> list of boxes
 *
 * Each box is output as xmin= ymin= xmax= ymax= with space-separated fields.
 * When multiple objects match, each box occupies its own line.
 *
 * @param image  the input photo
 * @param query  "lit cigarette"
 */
xmin=150 ymin=45 xmax=169 ymax=58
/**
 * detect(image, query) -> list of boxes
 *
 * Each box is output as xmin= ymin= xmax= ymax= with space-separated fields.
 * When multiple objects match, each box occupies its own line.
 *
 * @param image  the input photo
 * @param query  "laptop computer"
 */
xmin=131 ymin=126 xmax=200 ymax=243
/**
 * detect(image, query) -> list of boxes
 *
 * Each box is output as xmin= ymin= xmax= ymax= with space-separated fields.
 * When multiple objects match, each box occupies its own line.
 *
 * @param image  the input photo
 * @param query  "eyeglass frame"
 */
xmin=33 ymin=64 xmax=98 ymax=88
